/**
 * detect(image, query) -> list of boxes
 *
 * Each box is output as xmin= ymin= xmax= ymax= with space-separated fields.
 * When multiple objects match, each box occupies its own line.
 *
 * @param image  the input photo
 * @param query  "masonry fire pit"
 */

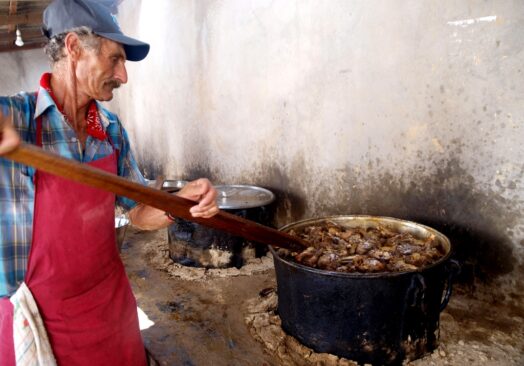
xmin=270 ymin=215 xmax=459 ymax=365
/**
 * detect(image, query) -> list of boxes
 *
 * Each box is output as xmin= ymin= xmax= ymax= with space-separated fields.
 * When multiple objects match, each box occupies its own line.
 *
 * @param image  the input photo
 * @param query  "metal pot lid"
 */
xmin=215 ymin=185 xmax=275 ymax=209
xmin=162 ymin=180 xmax=188 ymax=190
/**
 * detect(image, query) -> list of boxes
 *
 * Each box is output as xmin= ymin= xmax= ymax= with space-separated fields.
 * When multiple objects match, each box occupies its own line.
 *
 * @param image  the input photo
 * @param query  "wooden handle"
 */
xmin=4 ymin=144 xmax=308 ymax=251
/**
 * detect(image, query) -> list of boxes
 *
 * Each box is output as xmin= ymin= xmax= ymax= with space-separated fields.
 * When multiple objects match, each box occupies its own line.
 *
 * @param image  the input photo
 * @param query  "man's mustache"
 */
xmin=105 ymin=80 xmax=122 ymax=89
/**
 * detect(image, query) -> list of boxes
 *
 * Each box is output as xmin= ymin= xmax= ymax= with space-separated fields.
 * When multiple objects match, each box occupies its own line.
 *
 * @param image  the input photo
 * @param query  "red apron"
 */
xmin=0 ymin=299 xmax=15 ymax=364
xmin=0 ymin=117 xmax=147 ymax=365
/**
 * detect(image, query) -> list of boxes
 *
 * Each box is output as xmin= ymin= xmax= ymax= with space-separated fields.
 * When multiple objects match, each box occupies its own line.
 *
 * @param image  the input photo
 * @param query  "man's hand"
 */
xmin=177 ymin=178 xmax=219 ymax=218
xmin=0 ymin=110 xmax=21 ymax=155
xmin=128 ymin=178 xmax=218 ymax=230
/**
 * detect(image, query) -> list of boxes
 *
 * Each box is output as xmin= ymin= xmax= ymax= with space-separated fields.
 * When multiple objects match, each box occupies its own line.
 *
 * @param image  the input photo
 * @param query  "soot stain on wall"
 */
xmin=260 ymin=165 xmax=307 ymax=226
xmin=139 ymin=158 xmax=165 ymax=180
xmin=315 ymin=158 xmax=520 ymax=286
xmin=138 ymin=148 xmax=521 ymax=287
xmin=237 ymin=157 xmax=519 ymax=287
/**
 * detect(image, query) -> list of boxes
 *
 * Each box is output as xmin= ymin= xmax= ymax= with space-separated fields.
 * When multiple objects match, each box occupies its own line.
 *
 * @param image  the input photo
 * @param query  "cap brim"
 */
xmin=97 ymin=32 xmax=150 ymax=62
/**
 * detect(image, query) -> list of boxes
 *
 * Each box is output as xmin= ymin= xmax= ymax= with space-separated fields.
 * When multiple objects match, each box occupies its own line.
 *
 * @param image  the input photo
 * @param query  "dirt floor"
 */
xmin=121 ymin=227 xmax=524 ymax=366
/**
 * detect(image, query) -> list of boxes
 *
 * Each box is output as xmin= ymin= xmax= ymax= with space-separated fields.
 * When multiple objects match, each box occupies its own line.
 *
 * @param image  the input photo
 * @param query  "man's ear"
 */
xmin=63 ymin=33 xmax=82 ymax=61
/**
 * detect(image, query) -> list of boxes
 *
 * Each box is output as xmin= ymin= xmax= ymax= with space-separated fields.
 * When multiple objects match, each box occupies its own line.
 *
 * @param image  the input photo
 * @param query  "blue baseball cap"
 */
xmin=43 ymin=0 xmax=150 ymax=61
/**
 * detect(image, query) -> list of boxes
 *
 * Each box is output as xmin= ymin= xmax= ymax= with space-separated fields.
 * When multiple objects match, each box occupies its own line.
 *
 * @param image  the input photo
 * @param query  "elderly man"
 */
xmin=0 ymin=0 xmax=218 ymax=365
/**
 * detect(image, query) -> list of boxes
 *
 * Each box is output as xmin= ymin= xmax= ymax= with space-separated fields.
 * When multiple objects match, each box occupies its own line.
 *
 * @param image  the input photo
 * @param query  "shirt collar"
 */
xmin=33 ymin=86 xmax=55 ymax=119
xmin=34 ymin=87 xmax=112 ymax=130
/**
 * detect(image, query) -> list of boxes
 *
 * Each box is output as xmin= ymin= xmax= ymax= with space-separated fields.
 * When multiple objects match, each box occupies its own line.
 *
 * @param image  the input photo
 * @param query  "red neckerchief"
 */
xmin=39 ymin=73 xmax=107 ymax=141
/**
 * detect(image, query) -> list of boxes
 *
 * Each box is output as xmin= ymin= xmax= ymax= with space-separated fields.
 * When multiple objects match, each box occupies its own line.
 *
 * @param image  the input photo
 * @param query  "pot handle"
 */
xmin=440 ymin=259 xmax=461 ymax=312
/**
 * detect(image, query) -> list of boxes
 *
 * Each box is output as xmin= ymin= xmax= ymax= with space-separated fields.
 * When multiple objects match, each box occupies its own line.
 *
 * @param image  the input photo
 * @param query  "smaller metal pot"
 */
xmin=168 ymin=185 xmax=275 ymax=268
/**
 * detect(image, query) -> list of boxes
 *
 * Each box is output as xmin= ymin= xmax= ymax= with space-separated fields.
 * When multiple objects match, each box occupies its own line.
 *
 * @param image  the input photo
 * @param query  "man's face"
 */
xmin=75 ymin=37 xmax=128 ymax=102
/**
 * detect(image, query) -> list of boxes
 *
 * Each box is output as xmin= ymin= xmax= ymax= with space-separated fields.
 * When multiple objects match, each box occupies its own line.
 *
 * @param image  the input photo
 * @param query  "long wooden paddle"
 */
xmin=4 ymin=143 xmax=308 ymax=251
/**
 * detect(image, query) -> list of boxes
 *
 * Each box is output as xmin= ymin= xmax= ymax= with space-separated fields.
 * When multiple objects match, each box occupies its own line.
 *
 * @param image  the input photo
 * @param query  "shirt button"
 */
xmin=71 ymin=137 xmax=77 ymax=143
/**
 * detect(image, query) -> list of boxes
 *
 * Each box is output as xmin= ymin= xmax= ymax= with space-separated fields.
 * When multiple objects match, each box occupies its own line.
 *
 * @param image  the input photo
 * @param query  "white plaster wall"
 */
xmin=0 ymin=49 xmax=49 ymax=95
xmin=113 ymin=0 xmax=524 ymax=286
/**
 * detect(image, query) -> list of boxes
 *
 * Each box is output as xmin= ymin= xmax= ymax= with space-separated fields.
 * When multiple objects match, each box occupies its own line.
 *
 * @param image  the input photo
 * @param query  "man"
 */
xmin=0 ymin=0 xmax=218 ymax=365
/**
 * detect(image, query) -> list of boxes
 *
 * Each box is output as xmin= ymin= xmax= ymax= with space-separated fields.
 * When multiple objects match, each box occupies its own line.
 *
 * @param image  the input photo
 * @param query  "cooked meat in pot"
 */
xmin=279 ymin=221 xmax=445 ymax=273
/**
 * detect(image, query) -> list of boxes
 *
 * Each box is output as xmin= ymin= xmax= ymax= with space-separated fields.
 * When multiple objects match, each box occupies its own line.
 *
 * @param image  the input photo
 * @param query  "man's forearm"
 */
xmin=128 ymin=203 xmax=172 ymax=230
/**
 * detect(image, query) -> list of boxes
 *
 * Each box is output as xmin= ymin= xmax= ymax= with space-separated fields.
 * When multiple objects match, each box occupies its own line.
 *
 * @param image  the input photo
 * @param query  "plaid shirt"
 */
xmin=0 ymin=87 xmax=146 ymax=297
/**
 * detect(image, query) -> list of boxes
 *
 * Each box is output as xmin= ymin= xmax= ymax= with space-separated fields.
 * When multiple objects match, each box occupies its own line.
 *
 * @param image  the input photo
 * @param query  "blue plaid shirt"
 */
xmin=0 ymin=87 xmax=146 ymax=297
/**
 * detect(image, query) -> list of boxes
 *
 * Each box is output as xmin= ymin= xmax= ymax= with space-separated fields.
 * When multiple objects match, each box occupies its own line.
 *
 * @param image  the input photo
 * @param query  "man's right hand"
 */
xmin=0 ymin=110 xmax=21 ymax=155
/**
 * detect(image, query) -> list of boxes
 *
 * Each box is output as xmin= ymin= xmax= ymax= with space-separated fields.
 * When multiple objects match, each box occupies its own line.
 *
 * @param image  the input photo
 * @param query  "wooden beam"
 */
xmin=0 ymin=42 xmax=44 ymax=53
xmin=0 ymin=12 xmax=42 ymax=27
xmin=8 ymin=0 xmax=18 ymax=32
xmin=0 ymin=28 xmax=44 ymax=43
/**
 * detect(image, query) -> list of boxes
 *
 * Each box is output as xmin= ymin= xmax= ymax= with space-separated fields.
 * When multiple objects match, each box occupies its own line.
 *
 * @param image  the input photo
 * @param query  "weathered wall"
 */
xmin=0 ymin=49 xmax=49 ymax=95
xmin=113 ymin=0 xmax=524 ymax=290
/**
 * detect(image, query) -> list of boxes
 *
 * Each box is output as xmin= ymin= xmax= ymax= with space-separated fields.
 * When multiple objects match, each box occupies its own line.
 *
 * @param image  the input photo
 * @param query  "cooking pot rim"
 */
xmin=271 ymin=214 xmax=452 ymax=278
xmin=214 ymin=184 xmax=275 ymax=209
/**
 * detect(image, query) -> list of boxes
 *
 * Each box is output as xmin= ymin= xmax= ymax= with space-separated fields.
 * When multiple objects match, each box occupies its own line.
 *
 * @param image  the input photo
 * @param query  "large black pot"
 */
xmin=270 ymin=215 xmax=459 ymax=365
xmin=168 ymin=185 xmax=275 ymax=268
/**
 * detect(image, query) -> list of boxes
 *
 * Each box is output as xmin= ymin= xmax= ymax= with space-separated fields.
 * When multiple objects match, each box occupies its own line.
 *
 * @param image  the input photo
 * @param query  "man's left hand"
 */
xmin=177 ymin=178 xmax=219 ymax=218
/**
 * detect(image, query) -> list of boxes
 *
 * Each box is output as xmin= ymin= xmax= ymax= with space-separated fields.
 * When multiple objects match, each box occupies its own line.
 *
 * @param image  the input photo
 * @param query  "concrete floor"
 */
xmin=122 ymin=227 xmax=524 ymax=366
xmin=122 ymin=227 xmax=277 ymax=366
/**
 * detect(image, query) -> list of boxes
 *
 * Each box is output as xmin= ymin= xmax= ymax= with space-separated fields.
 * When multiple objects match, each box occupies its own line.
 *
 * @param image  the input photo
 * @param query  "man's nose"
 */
xmin=115 ymin=62 xmax=128 ymax=84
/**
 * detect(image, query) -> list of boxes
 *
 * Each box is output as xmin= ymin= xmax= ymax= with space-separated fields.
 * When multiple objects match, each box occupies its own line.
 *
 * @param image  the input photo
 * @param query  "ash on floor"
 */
xmin=141 ymin=227 xmax=274 ymax=281
xmin=122 ymin=228 xmax=524 ymax=366
xmin=244 ymin=288 xmax=523 ymax=366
